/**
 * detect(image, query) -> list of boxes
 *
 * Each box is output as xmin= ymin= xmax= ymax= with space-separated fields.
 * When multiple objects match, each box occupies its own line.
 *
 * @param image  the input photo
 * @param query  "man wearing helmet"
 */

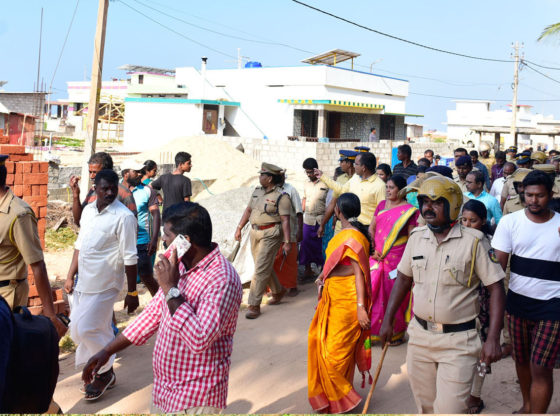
xmin=479 ymin=142 xmax=495 ymax=176
xmin=379 ymin=176 xmax=505 ymax=414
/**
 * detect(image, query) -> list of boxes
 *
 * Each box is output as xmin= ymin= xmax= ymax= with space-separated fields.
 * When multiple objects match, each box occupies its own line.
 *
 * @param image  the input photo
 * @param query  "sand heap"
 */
xmin=136 ymin=136 xmax=261 ymax=200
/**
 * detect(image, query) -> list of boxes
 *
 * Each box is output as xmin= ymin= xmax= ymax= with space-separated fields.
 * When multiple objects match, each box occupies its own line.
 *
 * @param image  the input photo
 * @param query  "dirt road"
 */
xmin=54 ymin=284 xmax=559 ymax=414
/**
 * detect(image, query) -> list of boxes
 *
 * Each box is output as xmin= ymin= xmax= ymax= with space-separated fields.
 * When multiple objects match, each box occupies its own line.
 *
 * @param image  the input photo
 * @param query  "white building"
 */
xmin=56 ymin=51 xmax=421 ymax=150
xmin=446 ymin=100 xmax=560 ymax=149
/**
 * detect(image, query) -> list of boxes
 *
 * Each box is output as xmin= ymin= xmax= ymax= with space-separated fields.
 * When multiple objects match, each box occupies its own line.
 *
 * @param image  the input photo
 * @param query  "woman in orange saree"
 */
xmin=368 ymin=175 xmax=419 ymax=345
xmin=308 ymin=193 xmax=372 ymax=414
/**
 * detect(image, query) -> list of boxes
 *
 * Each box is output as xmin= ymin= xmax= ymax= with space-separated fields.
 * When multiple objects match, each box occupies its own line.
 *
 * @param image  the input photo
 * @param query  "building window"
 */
xmin=138 ymin=74 xmax=144 ymax=84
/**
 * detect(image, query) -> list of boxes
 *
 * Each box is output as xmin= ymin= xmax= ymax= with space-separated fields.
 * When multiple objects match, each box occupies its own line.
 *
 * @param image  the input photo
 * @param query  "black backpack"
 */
xmin=1 ymin=298 xmax=59 ymax=413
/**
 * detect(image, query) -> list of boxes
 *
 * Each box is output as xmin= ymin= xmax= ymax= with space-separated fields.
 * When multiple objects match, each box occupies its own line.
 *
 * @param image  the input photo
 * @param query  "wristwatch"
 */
xmin=165 ymin=287 xmax=182 ymax=302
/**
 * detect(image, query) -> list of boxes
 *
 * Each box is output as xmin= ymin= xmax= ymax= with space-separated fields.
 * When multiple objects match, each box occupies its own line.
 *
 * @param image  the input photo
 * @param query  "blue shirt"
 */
xmin=465 ymin=191 xmax=503 ymax=225
xmin=132 ymin=184 xmax=159 ymax=245
xmin=474 ymin=161 xmax=491 ymax=190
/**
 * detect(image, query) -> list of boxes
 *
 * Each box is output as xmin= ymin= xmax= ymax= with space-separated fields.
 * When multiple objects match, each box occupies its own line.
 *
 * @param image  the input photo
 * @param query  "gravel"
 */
xmin=198 ymin=186 xmax=254 ymax=257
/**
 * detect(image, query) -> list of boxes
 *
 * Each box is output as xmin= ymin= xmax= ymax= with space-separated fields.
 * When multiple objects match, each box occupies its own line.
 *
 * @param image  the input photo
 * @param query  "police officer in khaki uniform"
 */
xmin=503 ymin=168 xmax=531 ymax=215
xmin=479 ymin=142 xmax=495 ymax=175
xmin=454 ymin=155 xmax=472 ymax=193
xmin=0 ymin=155 xmax=67 ymax=337
xmin=533 ymin=164 xmax=560 ymax=198
xmin=380 ymin=176 xmax=505 ymax=414
xmin=235 ymin=162 xmax=291 ymax=319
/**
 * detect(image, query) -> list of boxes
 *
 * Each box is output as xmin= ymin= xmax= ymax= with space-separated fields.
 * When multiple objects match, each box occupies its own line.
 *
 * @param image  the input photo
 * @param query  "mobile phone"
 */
xmin=163 ymin=234 xmax=191 ymax=261
xmin=57 ymin=313 xmax=70 ymax=327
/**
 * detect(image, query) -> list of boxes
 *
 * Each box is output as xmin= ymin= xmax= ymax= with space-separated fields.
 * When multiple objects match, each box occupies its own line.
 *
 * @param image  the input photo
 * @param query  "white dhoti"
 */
xmin=69 ymin=288 xmax=119 ymax=373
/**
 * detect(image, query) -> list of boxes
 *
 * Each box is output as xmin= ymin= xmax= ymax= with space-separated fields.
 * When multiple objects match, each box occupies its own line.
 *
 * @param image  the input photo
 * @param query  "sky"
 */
xmin=2 ymin=0 xmax=560 ymax=131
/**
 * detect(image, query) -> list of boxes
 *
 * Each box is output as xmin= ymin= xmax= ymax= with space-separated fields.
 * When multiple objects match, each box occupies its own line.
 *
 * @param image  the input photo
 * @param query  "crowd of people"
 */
xmin=0 ymin=141 xmax=559 ymax=414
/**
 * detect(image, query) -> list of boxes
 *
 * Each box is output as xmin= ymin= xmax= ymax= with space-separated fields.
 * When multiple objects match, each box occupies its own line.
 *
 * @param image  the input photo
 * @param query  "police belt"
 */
xmin=0 ymin=278 xmax=26 ymax=288
xmin=415 ymin=316 xmax=476 ymax=334
xmin=252 ymin=223 xmax=279 ymax=230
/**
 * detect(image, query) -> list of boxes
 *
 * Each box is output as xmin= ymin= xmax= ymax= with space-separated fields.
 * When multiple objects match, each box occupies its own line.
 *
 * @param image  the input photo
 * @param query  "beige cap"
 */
xmin=258 ymin=162 xmax=284 ymax=175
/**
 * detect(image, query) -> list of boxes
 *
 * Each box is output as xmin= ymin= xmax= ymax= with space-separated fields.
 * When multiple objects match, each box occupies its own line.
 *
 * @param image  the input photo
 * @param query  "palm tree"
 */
xmin=538 ymin=23 xmax=560 ymax=41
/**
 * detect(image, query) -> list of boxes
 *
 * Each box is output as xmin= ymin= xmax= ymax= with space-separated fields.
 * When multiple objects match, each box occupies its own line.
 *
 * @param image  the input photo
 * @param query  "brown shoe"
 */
xmin=268 ymin=289 xmax=287 ymax=305
xmin=245 ymin=305 xmax=261 ymax=319
xmin=287 ymin=287 xmax=299 ymax=297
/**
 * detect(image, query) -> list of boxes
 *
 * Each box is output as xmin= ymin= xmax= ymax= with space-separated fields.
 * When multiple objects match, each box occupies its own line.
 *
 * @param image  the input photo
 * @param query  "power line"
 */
xmin=409 ymin=91 xmax=560 ymax=101
xmin=291 ymin=0 xmax=513 ymax=63
xmin=130 ymin=0 xmax=315 ymax=54
xmin=49 ymin=0 xmax=80 ymax=93
xmin=522 ymin=61 xmax=560 ymax=85
xmin=523 ymin=58 xmax=560 ymax=71
xmin=118 ymin=0 xmax=237 ymax=59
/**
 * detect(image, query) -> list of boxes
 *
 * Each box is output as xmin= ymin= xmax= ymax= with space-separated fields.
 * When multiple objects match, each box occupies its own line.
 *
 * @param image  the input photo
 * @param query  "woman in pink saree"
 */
xmin=368 ymin=175 xmax=419 ymax=345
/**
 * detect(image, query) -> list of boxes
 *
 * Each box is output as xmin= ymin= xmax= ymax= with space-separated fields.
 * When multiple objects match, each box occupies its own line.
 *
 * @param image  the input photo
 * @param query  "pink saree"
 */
xmin=369 ymin=201 xmax=419 ymax=342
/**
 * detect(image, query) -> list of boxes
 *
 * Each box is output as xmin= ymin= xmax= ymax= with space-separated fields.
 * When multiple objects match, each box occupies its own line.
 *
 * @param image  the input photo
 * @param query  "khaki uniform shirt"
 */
xmin=321 ymin=173 xmax=386 ymax=225
xmin=454 ymin=176 xmax=468 ymax=193
xmin=248 ymin=186 xmax=291 ymax=226
xmin=336 ymin=172 xmax=352 ymax=185
xmin=503 ymin=195 xmax=523 ymax=215
xmin=0 ymin=189 xmax=44 ymax=281
xmin=303 ymin=180 xmax=328 ymax=226
xmin=397 ymin=224 xmax=504 ymax=324
xmin=480 ymin=156 xmax=495 ymax=176
xmin=500 ymin=176 xmax=517 ymax=202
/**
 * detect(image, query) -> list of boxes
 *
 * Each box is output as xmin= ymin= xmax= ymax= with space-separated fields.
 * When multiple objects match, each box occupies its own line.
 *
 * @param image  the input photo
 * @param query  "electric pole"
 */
xmin=80 ymin=0 xmax=109 ymax=200
xmin=510 ymin=41 xmax=522 ymax=148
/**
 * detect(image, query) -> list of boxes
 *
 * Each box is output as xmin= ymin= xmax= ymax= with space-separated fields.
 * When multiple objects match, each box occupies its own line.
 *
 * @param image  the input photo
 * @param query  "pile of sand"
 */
xmin=136 ymin=136 xmax=261 ymax=199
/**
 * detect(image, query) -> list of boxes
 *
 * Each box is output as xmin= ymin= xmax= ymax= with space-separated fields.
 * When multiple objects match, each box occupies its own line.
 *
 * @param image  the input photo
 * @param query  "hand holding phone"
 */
xmin=163 ymin=234 xmax=191 ymax=262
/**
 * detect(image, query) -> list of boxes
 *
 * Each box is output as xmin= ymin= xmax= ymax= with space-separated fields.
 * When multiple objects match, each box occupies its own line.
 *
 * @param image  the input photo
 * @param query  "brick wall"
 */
xmin=0 ymin=141 xmax=66 ymax=315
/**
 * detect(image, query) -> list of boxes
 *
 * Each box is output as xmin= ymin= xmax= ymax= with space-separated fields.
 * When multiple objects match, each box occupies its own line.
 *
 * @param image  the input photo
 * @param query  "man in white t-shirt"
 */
xmin=492 ymin=170 xmax=560 ymax=414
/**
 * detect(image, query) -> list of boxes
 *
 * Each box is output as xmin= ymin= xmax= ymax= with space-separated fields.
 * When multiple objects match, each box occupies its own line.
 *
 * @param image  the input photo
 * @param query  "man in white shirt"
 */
xmin=489 ymin=162 xmax=516 ymax=199
xmin=65 ymin=169 xmax=138 ymax=401
xmin=492 ymin=170 xmax=560 ymax=414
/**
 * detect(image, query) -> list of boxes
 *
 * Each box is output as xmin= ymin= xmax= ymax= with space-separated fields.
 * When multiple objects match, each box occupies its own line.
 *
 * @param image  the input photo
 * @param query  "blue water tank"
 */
xmin=245 ymin=61 xmax=262 ymax=68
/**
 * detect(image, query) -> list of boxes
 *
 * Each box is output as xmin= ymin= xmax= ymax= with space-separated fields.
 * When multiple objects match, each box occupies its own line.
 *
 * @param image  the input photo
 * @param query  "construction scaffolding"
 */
xmin=74 ymin=93 xmax=125 ymax=144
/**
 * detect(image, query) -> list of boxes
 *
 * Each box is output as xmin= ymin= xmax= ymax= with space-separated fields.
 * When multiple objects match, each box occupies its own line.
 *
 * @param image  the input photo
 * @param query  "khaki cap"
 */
xmin=531 ymin=151 xmax=547 ymax=163
xmin=259 ymin=162 xmax=284 ymax=175
xmin=511 ymin=168 xmax=531 ymax=183
xmin=532 ymin=164 xmax=555 ymax=174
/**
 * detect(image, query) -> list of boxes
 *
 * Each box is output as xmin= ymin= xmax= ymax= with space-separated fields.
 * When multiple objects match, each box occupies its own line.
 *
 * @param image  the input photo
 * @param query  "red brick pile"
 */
xmin=1 ymin=144 xmax=67 ymax=315
xmin=0 ymin=130 xmax=9 ymax=145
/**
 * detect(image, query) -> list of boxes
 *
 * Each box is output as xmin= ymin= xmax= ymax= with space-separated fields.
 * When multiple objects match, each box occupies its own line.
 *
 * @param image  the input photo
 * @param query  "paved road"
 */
xmin=54 ymin=285 xmax=560 ymax=414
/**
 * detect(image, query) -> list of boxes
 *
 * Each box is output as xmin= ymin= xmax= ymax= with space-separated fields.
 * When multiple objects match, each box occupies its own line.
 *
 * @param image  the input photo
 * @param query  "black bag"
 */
xmin=1 ymin=302 xmax=59 ymax=413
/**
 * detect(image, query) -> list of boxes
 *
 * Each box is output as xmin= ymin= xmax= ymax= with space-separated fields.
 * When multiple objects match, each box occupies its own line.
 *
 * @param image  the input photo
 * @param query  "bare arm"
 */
xmin=123 ymin=264 xmax=139 ymax=313
xmin=379 ymin=271 xmax=414 ymax=345
xmin=148 ymin=205 xmax=161 ymax=257
xmin=69 ymin=176 xmax=83 ymax=226
xmin=82 ymin=333 xmax=132 ymax=383
xmin=494 ymin=249 xmax=509 ymax=272
xmin=234 ymin=205 xmax=252 ymax=241
xmin=64 ymin=249 xmax=79 ymax=294
xmin=280 ymin=214 xmax=291 ymax=255
xmin=481 ymin=280 xmax=505 ymax=365
xmin=350 ymin=259 xmax=370 ymax=330
xmin=296 ymin=212 xmax=303 ymax=242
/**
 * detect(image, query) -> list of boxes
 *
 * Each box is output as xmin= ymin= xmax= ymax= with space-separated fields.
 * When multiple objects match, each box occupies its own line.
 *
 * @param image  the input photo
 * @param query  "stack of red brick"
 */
xmin=1 ymin=144 xmax=67 ymax=315
xmin=0 ymin=130 xmax=9 ymax=145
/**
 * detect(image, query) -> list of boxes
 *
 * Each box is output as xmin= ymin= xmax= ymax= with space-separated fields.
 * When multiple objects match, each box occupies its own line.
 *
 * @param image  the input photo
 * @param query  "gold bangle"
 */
xmin=127 ymin=291 xmax=138 ymax=296
xmin=357 ymin=302 xmax=365 ymax=309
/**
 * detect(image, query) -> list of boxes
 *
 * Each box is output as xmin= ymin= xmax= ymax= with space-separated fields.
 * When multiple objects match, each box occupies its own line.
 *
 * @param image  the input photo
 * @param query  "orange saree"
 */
xmin=307 ymin=228 xmax=372 ymax=413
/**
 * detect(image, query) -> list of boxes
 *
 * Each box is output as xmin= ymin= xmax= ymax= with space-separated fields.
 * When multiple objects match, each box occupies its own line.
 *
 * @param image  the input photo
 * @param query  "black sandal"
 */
xmin=467 ymin=399 xmax=485 ymax=414
xmin=84 ymin=369 xmax=116 ymax=401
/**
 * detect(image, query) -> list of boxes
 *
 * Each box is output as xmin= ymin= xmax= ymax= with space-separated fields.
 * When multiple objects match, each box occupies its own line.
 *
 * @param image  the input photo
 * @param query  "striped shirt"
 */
xmin=122 ymin=245 xmax=243 ymax=412
xmin=392 ymin=161 xmax=418 ymax=180
xmin=492 ymin=209 xmax=560 ymax=320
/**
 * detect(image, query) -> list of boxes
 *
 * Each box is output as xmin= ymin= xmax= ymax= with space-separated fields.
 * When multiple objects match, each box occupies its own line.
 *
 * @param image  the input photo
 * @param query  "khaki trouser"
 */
xmin=406 ymin=317 xmax=480 ymax=414
xmin=247 ymin=225 xmax=284 ymax=306
xmin=0 ymin=279 xmax=29 ymax=309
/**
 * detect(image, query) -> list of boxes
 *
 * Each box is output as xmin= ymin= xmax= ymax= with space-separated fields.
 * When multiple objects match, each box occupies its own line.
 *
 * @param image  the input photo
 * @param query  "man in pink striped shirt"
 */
xmin=82 ymin=202 xmax=243 ymax=413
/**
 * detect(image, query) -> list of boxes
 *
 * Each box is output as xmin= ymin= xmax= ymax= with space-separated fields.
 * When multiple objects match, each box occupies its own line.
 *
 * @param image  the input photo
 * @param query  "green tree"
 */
xmin=538 ymin=22 xmax=560 ymax=41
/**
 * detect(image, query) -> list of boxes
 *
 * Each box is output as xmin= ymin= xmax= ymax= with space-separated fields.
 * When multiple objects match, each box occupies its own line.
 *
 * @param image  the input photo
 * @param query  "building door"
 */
xmin=327 ymin=112 xmax=341 ymax=138
xmin=300 ymin=110 xmax=318 ymax=137
xmin=202 ymin=105 xmax=218 ymax=134
xmin=380 ymin=115 xmax=396 ymax=140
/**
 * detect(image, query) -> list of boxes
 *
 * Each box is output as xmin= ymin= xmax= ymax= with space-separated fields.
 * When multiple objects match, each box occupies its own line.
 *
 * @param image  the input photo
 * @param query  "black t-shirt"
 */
xmin=151 ymin=173 xmax=192 ymax=212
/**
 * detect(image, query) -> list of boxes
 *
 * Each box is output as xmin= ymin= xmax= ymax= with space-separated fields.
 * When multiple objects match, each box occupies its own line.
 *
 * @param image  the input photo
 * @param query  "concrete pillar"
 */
xmin=217 ymin=105 xmax=225 ymax=137
xmin=317 ymin=109 xmax=327 ymax=138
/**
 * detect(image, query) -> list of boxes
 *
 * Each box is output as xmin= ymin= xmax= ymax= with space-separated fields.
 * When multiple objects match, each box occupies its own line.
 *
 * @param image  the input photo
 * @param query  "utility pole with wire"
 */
xmin=510 ymin=41 xmax=523 ymax=148
xmin=80 ymin=0 xmax=109 ymax=200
